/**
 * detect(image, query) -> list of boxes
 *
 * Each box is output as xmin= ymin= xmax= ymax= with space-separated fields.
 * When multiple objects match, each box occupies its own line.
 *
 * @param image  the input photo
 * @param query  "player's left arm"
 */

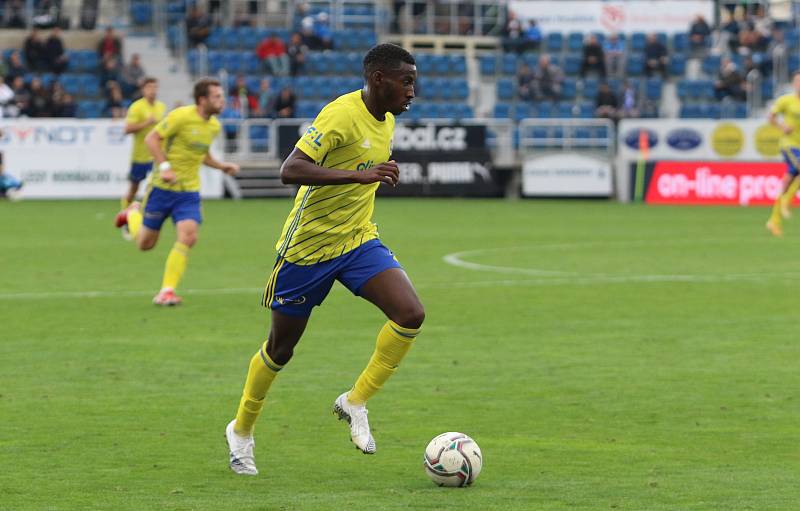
xmin=203 ymin=153 xmax=240 ymax=176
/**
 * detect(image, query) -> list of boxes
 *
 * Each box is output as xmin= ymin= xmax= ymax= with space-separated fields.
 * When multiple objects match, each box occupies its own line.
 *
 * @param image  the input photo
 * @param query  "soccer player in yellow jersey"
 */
xmin=115 ymin=78 xmax=240 ymax=305
xmin=120 ymin=77 xmax=166 ymax=209
xmin=767 ymin=72 xmax=800 ymax=236
xmin=225 ymin=44 xmax=421 ymax=475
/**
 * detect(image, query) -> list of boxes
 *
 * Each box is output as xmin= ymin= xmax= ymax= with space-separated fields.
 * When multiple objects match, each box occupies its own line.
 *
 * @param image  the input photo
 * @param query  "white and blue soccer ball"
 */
xmin=423 ymin=432 xmax=483 ymax=487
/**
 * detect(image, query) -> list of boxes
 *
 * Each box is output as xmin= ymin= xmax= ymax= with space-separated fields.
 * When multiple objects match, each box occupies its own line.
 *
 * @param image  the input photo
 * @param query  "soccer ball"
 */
xmin=422 ymin=432 xmax=483 ymax=487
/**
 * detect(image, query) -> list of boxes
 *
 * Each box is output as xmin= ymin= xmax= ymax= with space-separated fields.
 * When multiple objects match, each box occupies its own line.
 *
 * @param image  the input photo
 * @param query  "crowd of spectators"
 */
xmin=0 ymin=27 xmax=151 ymax=119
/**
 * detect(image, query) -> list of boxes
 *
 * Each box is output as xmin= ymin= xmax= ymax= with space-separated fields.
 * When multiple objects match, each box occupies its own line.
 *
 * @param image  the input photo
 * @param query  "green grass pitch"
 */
xmin=1 ymin=198 xmax=798 ymax=510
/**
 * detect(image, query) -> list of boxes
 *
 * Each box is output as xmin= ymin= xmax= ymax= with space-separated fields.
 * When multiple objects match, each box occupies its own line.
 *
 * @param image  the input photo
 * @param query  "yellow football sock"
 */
xmin=348 ymin=320 xmax=420 ymax=405
xmin=120 ymin=197 xmax=131 ymax=209
xmin=160 ymin=242 xmax=189 ymax=290
xmin=128 ymin=207 xmax=143 ymax=238
xmin=783 ymin=178 xmax=800 ymax=209
xmin=234 ymin=342 xmax=283 ymax=436
xmin=771 ymin=196 xmax=784 ymax=224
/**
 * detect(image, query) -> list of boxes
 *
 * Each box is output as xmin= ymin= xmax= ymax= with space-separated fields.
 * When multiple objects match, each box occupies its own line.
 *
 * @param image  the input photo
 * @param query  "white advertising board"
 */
xmin=509 ymin=0 xmax=714 ymax=35
xmin=523 ymin=153 xmax=612 ymax=196
xmin=0 ymin=119 xmax=224 ymax=199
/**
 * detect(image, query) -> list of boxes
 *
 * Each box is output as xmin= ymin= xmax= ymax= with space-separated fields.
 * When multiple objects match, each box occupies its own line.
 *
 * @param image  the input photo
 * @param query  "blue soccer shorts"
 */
xmin=129 ymin=161 xmax=153 ymax=183
xmin=142 ymin=186 xmax=202 ymax=231
xmin=262 ymin=239 xmax=402 ymax=317
xmin=782 ymin=147 xmax=800 ymax=177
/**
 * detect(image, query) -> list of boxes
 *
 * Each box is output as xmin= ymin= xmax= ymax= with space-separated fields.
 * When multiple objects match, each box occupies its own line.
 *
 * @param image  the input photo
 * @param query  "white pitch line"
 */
xmin=442 ymin=246 xmax=800 ymax=284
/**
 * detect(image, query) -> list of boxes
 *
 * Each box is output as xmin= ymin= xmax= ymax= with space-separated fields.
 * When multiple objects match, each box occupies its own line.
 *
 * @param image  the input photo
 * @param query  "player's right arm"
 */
xmin=145 ymin=109 xmax=183 ymax=183
xmin=769 ymin=96 xmax=792 ymax=134
xmin=124 ymin=102 xmax=156 ymax=134
xmin=281 ymin=149 xmax=399 ymax=186
xmin=280 ymin=103 xmax=398 ymax=186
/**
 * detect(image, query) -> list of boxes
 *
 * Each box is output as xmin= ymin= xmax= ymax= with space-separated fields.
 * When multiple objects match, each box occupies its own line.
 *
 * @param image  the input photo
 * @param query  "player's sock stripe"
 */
xmin=389 ymin=325 xmax=419 ymax=339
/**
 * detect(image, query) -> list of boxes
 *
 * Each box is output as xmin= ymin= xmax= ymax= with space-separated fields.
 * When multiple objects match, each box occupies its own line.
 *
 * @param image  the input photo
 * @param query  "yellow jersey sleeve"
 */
xmin=295 ymin=103 xmax=350 ymax=164
xmin=125 ymin=100 xmax=144 ymax=124
xmin=771 ymin=95 xmax=788 ymax=115
xmin=154 ymin=108 xmax=185 ymax=141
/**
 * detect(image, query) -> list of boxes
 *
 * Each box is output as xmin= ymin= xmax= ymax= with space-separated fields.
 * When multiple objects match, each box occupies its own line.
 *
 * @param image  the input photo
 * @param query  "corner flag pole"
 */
xmin=634 ymin=129 xmax=649 ymax=202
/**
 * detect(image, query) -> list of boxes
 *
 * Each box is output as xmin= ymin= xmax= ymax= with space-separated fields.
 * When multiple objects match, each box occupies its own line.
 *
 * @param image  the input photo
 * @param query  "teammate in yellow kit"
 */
xmin=121 ymin=77 xmax=166 ymax=209
xmin=766 ymin=72 xmax=800 ymax=236
xmin=115 ymin=78 xmax=240 ymax=305
xmin=225 ymin=44 xmax=422 ymax=475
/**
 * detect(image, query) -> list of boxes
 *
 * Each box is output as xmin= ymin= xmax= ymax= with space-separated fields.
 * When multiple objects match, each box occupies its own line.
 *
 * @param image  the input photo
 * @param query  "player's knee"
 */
xmin=180 ymin=232 xmax=198 ymax=247
xmin=137 ymin=238 xmax=156 ymax=251
xmin=394 ymin=303 xmax=425 ymax=330
xmin=267 ymin=345 xmax=294 ymax=366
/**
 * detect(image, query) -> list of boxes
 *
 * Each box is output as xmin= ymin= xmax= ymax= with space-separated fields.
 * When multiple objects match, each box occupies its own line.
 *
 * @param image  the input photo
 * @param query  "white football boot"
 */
xmin=225 ymin=420 xmax=258 ymax=475
xmin=333 ymin=392 xmax=376 ymax=454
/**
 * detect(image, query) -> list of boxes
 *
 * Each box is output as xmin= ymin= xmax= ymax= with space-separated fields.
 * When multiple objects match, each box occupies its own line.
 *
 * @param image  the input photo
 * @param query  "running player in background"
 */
xmin=115 ymin=78 xmax=240 ymax=305
xmin=120 ymin=77 xmax=166 ymax=209
xmin=766 ymin=72 xmax=800 ymax=237
xmin=225 ymin=44 xmax=422 ymax=475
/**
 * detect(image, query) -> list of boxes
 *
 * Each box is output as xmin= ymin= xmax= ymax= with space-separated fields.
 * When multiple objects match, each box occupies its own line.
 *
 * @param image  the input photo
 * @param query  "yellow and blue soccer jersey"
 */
xmin=151 ymin=105 xmax=221 ymax=192
xmin=126 ymin=97 xmax=166 ymax=163
xmin=771 ymin=93 xmax=800 ymax=150
xmin=275 ymin=90 xmax=395 ymax=265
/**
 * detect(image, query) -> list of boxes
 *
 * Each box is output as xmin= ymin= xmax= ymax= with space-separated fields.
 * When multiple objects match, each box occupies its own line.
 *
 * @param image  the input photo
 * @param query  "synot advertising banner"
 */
xmin=277 ymin=121 xmax=502 ymax=197
xmin=509 ymin=0 xmax=714 ymax=35
xmin=630 ymin=161 xmax=793 ymax=206
xmin=522 ymin=153 xmax=612 ymax=197
xmin=0 ymin=119 xmax=224 ymax=199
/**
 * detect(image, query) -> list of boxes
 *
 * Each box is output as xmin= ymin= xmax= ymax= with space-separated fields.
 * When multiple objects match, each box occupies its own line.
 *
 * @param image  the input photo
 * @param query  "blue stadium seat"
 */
xmin=567 ymin=32 xmax=584 ymax=52
xmin=187 ymin=49 xmax=200 ymax=74
xmin=626 ymin=54 xmax=645 ymax=76
xmin=645 ymin=78 xmax=662 ymax=100
xmin=245 ymin=75 xmax=261 ymax=93
xmin=672 ymin=33 xmax=689 ymax=53
xmin=630 ymin=32 xmax=646 ymax=51
xmin=77 ymin=100 xmax=103 ymax=119
xmin=669 ymin=54 xmax=687 ymax=76
xmin=502 ymin=54 xmax=517 ymax=75
xmin=219 ymin=108 xmax=242 ymax=137
xmin=243 ymin=52 xmax=260 ymax=74
xmin=345 ymin=52 xmax=361 ymax=74
xmin=535 ymin=101 xmax=555 ymax=118
xmin=223 ymin=51 xmax=244 ymax=74
xmin=248 ymin=125 xmax=269 ymax=152
xmin=702 ymin=55 xmax=721 ymax=76
xmin=581 ymin=78 xmax=598 ymax=99
xmin=762 ymin=79 xmax=774 ymax=100
xmin=514 ymin=103 xmax=532 ymax=121
xmin=497 ymin=79 xmax=514 ymax=101
xmin=546 ymin=33 xmax=563 ymax=52
xmin=578 ymin=102 xmax=594 ymax=118
xmin=561 ymin=78 xmax=577 ymax=100
xmin=238 ymin=27 xmax=258 ymax=49
xmin=493 ymin=102 xmax=511 ymax=119
xmin=208 ymin=51 xmax=225 ymax=73
xmin=676 ymin=79 xmax=690 ymax=100
xmin=206 ymin=28 xmax=224 ymax=50
xmin=557 ymin=101 xmax=573 ymax=118
xmin=479 ymin=55 xmax=496 ymax=76
xmin=701 ymin=103 xmax=721 ymax=119
xmin=131 ymin=2 xmax=153 ymax=25
xmin=454 ymin=103 xmax=473 ymax=119
xmin=564 ymin=54 xmax=581 ymax=76
xmin=221 ymin=27 xmax=240 ymax=49
xmin=790 ymin=54 xmax=800 ymax=73
xmin=432 ymin=55 xmax=449 ymax=75
xmin=680 ymin=104 xmax=700 ymax=118
xmin=448 ymin=55 xmax=466 ymax=75
xmin=61 ymin=73 xmax=81 ymax=95
xmin=451 ymin=79 xmax=469 ymax=101
xmin=79 ymin=74 xmax=100 ymax=97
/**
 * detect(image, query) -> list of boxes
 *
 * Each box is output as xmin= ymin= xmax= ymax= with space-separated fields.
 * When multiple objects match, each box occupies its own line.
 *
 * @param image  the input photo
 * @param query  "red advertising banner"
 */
xmin=645 ymin=161 xmax=792 ymax=206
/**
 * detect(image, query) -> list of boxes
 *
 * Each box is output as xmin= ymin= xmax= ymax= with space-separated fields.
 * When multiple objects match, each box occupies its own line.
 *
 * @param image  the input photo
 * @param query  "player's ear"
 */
xmin=371 ymin=70 xmax=384 ymax=86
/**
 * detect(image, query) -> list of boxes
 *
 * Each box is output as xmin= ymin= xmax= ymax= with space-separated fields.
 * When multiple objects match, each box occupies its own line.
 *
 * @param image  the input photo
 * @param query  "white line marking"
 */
xmin=442 ymin=242 xmax=800 ymax=284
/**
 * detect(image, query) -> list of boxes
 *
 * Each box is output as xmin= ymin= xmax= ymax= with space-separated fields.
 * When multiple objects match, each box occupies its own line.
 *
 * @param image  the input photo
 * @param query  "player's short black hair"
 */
xmin=141 ymin=76 xmax=158 ymax=87
xmin=362 ymin=43 xmax=415 ymax=78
